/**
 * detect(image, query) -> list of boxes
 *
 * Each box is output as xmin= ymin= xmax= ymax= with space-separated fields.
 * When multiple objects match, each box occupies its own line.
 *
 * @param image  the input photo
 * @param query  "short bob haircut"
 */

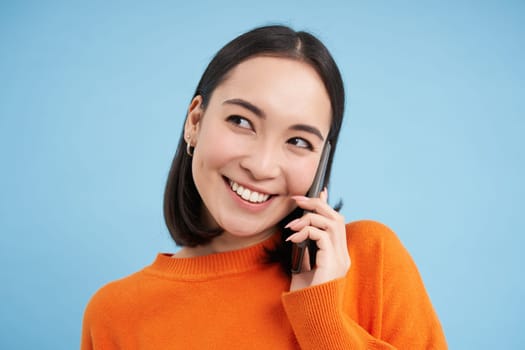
xmin=164 ymin=25 xmax=345 ymax=272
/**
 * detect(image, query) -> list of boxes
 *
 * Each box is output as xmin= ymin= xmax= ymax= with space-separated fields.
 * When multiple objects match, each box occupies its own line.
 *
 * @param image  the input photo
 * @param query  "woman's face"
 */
xmin=185 ymin=56 xmax=331 ymax=241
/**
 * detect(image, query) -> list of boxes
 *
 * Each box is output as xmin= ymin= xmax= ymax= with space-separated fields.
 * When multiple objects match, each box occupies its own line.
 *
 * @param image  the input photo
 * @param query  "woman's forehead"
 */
xmin=210 ymin=56 xmax=332 ymax=130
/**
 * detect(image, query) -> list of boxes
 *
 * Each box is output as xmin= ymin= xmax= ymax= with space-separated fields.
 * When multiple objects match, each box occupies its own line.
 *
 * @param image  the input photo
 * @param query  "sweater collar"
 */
xmin=143 ymin=232 xmax=282 ymax=280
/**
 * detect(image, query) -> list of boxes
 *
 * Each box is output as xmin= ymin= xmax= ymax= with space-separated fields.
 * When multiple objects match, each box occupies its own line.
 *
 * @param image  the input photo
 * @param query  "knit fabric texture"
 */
xmin=81 ymin=220 xmax=447 ymax=349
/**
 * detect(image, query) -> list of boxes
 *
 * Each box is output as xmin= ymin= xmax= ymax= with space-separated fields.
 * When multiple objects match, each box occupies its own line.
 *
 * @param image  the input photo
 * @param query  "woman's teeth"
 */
xmin=229 ymin=180 xmax=270 ymax=203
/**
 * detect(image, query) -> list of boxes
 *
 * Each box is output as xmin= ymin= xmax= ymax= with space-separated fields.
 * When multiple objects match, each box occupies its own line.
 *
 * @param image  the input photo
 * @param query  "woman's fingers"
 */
xmin=287 ymin=190 xmax=350 ymax=290
xmin=285 ymin=212 xmax=331 ymax=231
xmin=320 ymin=187 xmax=328 ymax=202
xmin=286 ymin=226 xmax=332 ymax=251
xmin=291 ymin=195 xmax=338 ymax=219
xmin=286 ymin=195 xmax=346 ymax=247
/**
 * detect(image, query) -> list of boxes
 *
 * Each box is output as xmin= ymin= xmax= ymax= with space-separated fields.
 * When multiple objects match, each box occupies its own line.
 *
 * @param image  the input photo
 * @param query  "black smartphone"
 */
xmin=290 ymin=141 xmax=331 ymax=274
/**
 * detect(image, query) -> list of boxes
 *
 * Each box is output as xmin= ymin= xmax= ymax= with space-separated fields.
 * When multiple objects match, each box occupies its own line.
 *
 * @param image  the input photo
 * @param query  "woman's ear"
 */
xmin=184 ymin=95 xmax=204 ymax=146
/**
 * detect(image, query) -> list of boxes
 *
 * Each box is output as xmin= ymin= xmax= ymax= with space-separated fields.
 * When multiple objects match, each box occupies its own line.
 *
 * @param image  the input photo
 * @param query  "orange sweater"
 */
xmin=81 ymin=220 xmax=447 ymax=349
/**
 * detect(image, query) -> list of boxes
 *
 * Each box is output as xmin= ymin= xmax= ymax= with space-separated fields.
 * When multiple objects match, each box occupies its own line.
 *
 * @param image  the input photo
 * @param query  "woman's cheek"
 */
xmin=288 ymin=160 xmax=319 ymax=195
xmin=196 ymin=128 xmax=242 ymax=165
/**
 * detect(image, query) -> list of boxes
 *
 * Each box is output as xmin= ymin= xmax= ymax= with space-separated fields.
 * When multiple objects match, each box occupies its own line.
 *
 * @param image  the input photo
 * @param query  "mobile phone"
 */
xmin=290 ymin=141 xmax=331 ymax=274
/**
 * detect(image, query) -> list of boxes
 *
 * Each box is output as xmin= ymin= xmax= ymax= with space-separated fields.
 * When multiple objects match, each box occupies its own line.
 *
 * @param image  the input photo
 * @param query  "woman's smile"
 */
xmin=222 ymin=176 xmax=276 ymax=213
xmin=226 ymin=177 xmax=272 ymax=204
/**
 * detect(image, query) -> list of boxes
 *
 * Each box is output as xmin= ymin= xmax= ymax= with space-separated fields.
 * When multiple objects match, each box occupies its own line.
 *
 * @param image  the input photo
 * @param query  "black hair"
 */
xmin=163 ymin=25 xmax=345 ymax=273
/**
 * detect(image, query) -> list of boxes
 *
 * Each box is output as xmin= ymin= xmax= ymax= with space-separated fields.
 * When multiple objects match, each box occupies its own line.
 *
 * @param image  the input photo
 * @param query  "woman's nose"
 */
xmin=239 ymin=143 xmax=281 ymax=181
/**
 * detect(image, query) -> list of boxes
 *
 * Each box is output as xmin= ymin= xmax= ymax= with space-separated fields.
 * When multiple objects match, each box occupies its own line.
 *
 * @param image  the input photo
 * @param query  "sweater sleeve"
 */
xmin=81 ymin=289 xmax=117 ymax=350
xmin=281 ymin=221 xmax=447 ymax=350
xmin=80 ymin=279 xmax=130 ymax=350
xmin=282 ymin=278 xmax=397 ymax=349
xmin=80 ymin=313 xmax=93 ymax=350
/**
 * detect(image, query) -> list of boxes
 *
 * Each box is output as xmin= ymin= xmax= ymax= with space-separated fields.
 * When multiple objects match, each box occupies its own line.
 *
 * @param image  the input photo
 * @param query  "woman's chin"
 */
xmin=219 ymin=220 xmax=277 ymax=240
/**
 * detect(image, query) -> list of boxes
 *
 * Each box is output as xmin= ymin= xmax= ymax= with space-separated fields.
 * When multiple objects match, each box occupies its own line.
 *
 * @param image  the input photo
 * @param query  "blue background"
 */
xmin=1 ymin=1 xmax=523 ymax=348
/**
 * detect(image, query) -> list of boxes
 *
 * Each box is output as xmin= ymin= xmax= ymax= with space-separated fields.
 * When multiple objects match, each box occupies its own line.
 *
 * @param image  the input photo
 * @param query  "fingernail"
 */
xmin=285 ymin=218 xmax=300 ymax=228
xmin=285 ymin=234 xmax=297 ymax=242
xmin=292 ymin=195 xmax=309 ymax=202
xmin=321 ymin=187 xmax=328 ymax=200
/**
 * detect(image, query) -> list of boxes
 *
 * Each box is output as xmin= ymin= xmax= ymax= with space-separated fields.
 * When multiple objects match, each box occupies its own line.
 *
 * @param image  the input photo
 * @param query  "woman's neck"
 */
xmin=173 ymin=229 xmax=276 ymax=258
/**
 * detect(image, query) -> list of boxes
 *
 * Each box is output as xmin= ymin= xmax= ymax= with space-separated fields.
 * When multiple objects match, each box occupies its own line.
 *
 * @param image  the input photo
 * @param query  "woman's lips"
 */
xmin=223 ymin=177 xmax=274 ymax=205
xmin=229 ymin=180 xmax=270 ymax=203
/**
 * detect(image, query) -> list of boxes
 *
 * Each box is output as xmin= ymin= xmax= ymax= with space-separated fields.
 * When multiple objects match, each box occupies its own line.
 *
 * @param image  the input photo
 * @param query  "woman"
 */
xmin=81 ymin=25 xmax=447 ymax=349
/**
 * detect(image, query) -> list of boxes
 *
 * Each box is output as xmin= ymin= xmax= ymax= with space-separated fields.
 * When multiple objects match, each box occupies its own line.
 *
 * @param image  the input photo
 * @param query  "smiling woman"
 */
xmin=81 ymin=25 xmax=447 ymax=349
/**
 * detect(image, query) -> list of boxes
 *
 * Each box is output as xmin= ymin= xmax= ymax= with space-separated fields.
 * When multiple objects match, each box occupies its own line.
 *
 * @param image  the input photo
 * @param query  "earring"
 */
xmin=185 ymin=133 xmax=194 ymax=156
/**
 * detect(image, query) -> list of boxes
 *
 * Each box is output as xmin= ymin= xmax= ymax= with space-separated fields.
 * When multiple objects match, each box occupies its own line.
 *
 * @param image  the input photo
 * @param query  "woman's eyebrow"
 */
xmin=223 ymin=98 xmax=324 ymax=141
xmin=290 ymin=124 xmax=324 ymax=141
xmin=223 ymin=98 xmax=265 ymax=118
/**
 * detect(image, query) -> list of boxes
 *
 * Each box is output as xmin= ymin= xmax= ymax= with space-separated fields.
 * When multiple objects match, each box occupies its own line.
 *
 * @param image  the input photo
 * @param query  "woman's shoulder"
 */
xmin=83 ymin=270 xmax=146 ymax=323
xmin=344 ymin=220 xmax=410 ymax=261
xmin=345 ymin=219 xmax=400 ymax=244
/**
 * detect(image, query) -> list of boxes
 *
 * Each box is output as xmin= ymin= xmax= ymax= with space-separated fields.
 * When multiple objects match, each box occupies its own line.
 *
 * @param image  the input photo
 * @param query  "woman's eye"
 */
xmin=288 ymin=137 xmax=313 ymax=150
xmin=226 ymin=115 xmax=253 ymax=130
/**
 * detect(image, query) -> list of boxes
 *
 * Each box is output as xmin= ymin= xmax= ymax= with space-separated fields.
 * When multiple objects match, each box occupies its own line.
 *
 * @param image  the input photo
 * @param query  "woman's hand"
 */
xmin=285 ymin=189 xmax=351 ymax=291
